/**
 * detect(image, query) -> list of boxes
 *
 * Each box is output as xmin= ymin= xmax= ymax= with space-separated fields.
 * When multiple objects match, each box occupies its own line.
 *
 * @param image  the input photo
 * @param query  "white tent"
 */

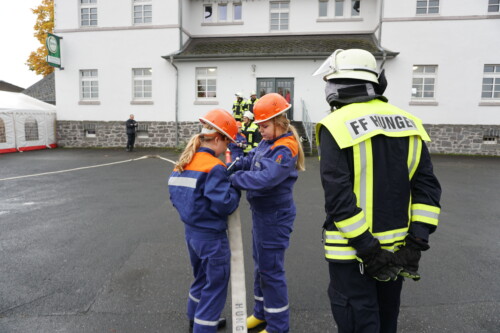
xmin=0 ymin=91 xmax=57 ymax=154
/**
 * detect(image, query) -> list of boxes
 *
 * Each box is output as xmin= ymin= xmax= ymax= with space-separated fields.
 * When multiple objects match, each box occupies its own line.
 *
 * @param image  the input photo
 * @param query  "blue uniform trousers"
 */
xmin=328 ymin=262 xmax=403 ymax=333
xmin=251 ymin=204 xmax=295 ymax=333
xmin=186 ymin=235 xmax=230 ymax=333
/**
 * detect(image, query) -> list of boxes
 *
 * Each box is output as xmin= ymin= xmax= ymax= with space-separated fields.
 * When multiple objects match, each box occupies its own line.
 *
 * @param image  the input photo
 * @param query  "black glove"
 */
xmin=356 ymin=239 xmax=402 ymax=282
xmin=394 ymin=234 xmax=430 ymax=281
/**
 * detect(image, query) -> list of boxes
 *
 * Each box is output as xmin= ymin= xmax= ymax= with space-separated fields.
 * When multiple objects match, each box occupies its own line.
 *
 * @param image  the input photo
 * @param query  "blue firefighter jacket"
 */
xmin=168 ymin=147 xmax=240 ymax=239
xmin=230 ymin=132 xmax=299 ymax=211
xmin=228 ymin=132 xmax=247 ymax=160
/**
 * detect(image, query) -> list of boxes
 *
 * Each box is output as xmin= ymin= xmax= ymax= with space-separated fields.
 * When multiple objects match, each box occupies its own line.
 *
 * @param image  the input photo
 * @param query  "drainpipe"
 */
xmin=167 ymin=0 xmax=182 ymax=148
xmin=169 ymin=55 xmax=179 ymax=148
xmin=178 ymin=0 xmax=183 ymax=49
xmin=377 ymin=0 xmax=387 ymax=70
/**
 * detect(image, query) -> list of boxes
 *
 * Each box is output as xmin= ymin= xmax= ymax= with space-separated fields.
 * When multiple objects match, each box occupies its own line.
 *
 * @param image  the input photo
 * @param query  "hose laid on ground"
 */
xmin=227 ymin=208 xmax=248 ymax=332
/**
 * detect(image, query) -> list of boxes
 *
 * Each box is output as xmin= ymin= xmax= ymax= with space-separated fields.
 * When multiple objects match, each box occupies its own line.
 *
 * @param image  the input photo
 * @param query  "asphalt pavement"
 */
xmin=0 ymin=148 xmax=498 ymax=332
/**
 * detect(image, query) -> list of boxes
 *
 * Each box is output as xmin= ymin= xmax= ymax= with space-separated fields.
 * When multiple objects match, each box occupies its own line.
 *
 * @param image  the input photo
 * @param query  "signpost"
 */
xmin=46 ymin=33 xmax=63 ymax=69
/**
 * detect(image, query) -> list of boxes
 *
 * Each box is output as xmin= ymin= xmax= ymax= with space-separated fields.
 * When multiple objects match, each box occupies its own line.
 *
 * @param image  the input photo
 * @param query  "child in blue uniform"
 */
xmin=229 ymin=93 xmax=305 ymax=333
xmin=228 ymin=121 xmax=247 ymax=161
xmin=168 ymin=108 xmax=240 ymax=333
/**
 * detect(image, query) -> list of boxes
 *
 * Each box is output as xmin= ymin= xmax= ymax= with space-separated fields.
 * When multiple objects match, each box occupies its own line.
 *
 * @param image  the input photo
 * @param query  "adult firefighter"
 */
xmin=246 ymin=90 xmax=259 ymax=113
xmin=241 ymin=111 xmax=261 ymax=155
xmin=232 ymin=92 xmax=247 ymax=121
xmin=314 ymin=49 xmax=441 ymax=333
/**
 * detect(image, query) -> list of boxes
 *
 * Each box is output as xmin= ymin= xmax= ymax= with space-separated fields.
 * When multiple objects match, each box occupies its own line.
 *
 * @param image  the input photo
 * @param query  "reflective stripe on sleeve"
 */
xmin=407 ymin=136 xmax=422 ymax=180
xmin=254 ymin=295 xmax=264 ymax=302
xmin=264 ymin=304 xmax=289 ymax=314
xmin=335 ymin=211 xmax=368 ymax=238
xmin=374 ymin=229 xmax=408 ymax=244
xmin=324 ymin=245 xmax=357 ymax=260
xmin=411 ymin=203 xmax=440 ymax=226
xmin=168 ymin=176 xmax=197 ymax=188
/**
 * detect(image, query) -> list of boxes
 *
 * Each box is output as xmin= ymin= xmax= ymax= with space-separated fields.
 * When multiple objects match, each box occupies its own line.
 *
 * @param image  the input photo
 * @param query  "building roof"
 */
xmin=0 ymin=81 xmax=24 ymax=93
xmin=23 ymin=72 xmax=56 ymax=105
xmin=166 ymin=34 xmax=398 ymax=62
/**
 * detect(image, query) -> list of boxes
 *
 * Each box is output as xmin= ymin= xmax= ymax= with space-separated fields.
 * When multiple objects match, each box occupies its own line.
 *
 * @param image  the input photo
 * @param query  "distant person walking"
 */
xmin=126 ymin=114 xmax=138 ymax=151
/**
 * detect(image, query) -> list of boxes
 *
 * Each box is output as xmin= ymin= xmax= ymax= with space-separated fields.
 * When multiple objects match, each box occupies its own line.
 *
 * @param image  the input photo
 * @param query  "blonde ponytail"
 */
xmin=288 ymin=124 xmax=306 ymax=171
xmin=175 ymin=134 xmax=202 ymax=172
xmin=274 ymin=115 xmax=306 ymax=171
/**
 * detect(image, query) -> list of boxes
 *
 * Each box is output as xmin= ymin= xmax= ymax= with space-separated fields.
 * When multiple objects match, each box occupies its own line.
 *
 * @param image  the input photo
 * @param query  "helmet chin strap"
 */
xmin=325 ymin=79 xmax=388 ymax=109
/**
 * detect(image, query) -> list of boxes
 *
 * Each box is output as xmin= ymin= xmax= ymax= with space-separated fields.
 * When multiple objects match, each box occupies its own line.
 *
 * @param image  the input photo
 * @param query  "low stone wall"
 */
xmin=56 ymin=121 xmax=201 ymax=148
xmin=425 ymin=124 xmax=500 ymax=156
xmin=57 ymin=121 xmax=500 ymax=156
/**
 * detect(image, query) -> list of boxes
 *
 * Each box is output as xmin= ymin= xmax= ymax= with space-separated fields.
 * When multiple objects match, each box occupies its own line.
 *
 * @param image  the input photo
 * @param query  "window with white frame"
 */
xmin=218 ymin=3 xmax=228 ymax=21
xmin=481 ymin=65 xmax=500 ymax=100
xmin=133 ymin=0 xmax=152 ymax=24
xmin=412 ymin=65 xmax=437 ymax=100
xmin=196 ymin=67 xmax=217 ymax=99
xmin=133 ymin=68 xmax=152 ymax=100
xmin=318 ymin=0 xmax=361 ymax=19
xmin=319 ymin=0 xmax=328 ymax=17
xmin=80 ymin=0 xmax=98 ymax=27
xmin=270 ymin=1 xmax=289 ymax=31
xmin=204 ymin=4 xmax=214 ymax=22
xmin=80 ymin=69 xmax=99 ymax=100
xmin=488 ymin=0 xmax=500 ymax=12
xmin=203 ymin=3 xmax=241 ymax=23
xmin=416 ymin=0 xmax=439 ymax=15
xmin=335 ymin=0 xmax=344 ymax=17
xmin=234 ymin=3 xmax=242 ymax=20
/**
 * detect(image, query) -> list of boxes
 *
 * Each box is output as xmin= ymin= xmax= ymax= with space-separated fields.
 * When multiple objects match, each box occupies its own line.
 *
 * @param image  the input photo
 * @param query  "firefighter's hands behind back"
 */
xmin=394 ymin=234 xmax=430 ymax=281
xmin=356 ymin=239 xmax=402 ymax=282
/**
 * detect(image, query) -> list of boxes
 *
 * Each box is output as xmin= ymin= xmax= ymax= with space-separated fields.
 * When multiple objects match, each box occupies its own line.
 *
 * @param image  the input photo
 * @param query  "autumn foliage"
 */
xmin=26 ymin=0 xmax=54 ymax=76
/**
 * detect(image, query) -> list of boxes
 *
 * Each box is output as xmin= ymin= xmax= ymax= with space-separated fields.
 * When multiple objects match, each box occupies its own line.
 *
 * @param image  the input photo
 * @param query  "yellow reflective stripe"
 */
xmin=373 ymin=228 xmax=408 ymax=243
xmin=412 ymin=204 xmax=441 ymax=214
xmin=364 ymin=139 xmax=374 ymax=231
xmin=324 ymin=231 xmax=348 ymax=244
xmin=407 ymin=136 xmax=422 ymax=180
xmin=335 ymin=211 xmax=368 ymax=238
xmin=324 ymin=245 xmax=357 ymax=260
xmin=353 ymin=144 xmax=362 ymax=207
xmin=352 ymin=140 xmax=373 ymax=232
xmin=411 ymin=204 xmax=440 ymax=226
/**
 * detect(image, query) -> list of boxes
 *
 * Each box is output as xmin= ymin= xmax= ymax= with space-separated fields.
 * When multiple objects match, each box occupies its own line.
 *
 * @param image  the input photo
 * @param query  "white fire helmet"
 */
xmin=235 ymin=92 xmax=244 ymax=98
xmin=243 ymin=111 xmax=254 ymax=120
xmin=250 ymin=90 xmax=256 ymax=96
xmin=313 ymin=49 xmax=379 ymax=84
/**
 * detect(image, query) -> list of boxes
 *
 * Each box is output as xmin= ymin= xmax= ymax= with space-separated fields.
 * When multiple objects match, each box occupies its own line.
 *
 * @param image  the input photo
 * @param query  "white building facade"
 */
xmin=54 ymin=0 xmax=500 ymax=155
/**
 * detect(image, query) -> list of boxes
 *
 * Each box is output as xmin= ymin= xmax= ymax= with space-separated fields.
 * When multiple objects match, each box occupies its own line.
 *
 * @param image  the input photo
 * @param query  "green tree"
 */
xmin=26 ymin=0 xmax=54 ymax=76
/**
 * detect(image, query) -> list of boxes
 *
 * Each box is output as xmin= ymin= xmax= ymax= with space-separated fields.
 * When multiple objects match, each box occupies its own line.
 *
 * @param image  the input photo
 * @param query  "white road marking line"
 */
xmin=0 ymin=155 xmax=176 ymax=182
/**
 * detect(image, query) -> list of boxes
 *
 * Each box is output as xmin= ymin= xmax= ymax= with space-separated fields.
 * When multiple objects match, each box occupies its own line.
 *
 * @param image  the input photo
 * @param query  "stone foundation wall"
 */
xmin=57 ymin=121 xmax=500 ymax=156
xmin=56 ymin=121 xmax=201 ymax=148
xmin=425 ymin=124 xmax=500 ymax=156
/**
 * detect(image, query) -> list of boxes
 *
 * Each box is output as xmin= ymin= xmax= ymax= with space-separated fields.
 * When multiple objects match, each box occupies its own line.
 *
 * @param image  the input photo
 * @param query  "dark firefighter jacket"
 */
xmin=316 ymin=99 xmax=441 ymax=262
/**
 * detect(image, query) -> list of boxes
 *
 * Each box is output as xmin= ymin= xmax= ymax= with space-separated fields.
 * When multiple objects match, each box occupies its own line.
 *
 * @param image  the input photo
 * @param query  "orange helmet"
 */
xmin=253 ymin=93 xmax=291 ymax=124
xmin=199 ymin=108 xmax=238 ymax=142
